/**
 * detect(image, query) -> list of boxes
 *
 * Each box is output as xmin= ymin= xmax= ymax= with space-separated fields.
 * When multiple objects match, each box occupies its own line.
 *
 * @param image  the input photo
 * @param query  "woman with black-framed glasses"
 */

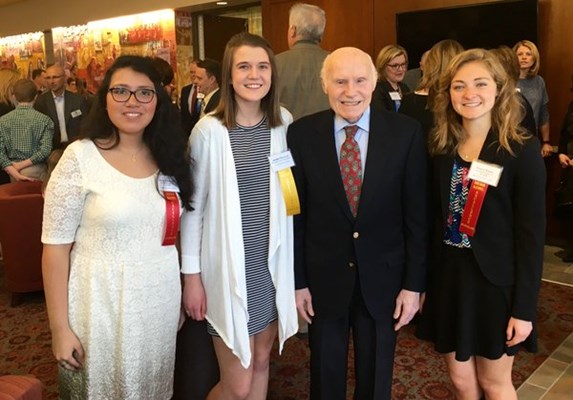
xmin=42 ymin=55 xmax=193 ymax=399
xmin=372 ymin=44 xmax=411 ymax=112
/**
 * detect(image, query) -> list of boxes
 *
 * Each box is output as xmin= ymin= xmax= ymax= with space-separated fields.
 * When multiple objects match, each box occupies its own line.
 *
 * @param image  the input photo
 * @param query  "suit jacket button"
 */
xmin=349 ymin=262 xmax=355 ymax=268
xmin=353 ymin=232 xmax=359 ymax=239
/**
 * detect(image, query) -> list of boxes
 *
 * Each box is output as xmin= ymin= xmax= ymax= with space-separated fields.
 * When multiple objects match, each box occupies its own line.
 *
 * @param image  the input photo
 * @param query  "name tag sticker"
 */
xmin=389 ymin=91 xmax=402 ymax=100
xmin=268 ymin=150 xmax=295 ymax=172
xmin=158 ymin=173 xmax=180 ymax=192
xmin=468 ymin=160 xmax=503 ymax=187
xmin=71 ymin=109 xmax=82 ymax=118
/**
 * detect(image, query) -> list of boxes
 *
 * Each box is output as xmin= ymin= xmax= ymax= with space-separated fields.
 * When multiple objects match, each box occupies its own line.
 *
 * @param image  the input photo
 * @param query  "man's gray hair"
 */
xmin=289 ymin=3 xmax=326 ymax=43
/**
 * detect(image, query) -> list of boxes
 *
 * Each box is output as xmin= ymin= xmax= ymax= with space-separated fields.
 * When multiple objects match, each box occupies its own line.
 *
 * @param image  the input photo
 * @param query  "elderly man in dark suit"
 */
xmin=287 ymin=47 xmax=428 ymax=400
xmin=34 ymin=64 xmax=87 ymax=149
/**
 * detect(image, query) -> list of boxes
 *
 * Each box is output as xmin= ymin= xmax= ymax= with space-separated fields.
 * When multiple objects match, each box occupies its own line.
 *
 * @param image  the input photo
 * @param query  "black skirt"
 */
xmin=416 ymin=244 xmax=537 ymax=361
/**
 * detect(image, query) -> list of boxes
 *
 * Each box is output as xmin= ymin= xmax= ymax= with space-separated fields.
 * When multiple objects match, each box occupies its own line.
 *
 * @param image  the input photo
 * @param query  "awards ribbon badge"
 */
xmin=459 ymin=160 xmax=503 ymax=237
xmin=268 ymin=150 xmax=300 ymax=216
xmin=162 ymin=191 xmax=180 ymax=246
xmin=158 ymin=174 xmax=181 ymax=246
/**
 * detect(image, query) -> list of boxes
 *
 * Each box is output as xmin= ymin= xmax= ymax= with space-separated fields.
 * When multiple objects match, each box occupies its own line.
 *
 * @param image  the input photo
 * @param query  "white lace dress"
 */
xmin=42 ymin=139 xmax=181 ymax=400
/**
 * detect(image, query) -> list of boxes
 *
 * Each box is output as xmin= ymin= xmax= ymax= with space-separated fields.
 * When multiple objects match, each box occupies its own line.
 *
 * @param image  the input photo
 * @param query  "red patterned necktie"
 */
xmin=340 ymin=125 xmax=362 ymax=217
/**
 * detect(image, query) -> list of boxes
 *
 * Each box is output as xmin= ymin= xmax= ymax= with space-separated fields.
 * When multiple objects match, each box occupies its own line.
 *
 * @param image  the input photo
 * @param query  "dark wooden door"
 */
xmin=202 ymin=15 xmax=247 ymax=62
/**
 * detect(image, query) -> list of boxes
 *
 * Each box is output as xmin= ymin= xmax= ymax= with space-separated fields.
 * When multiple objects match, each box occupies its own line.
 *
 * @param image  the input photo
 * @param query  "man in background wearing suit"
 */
xmin=34 ymin=64 xmax=87 ymax=149
xmin=276 ymin=3 xmax=329 ymax=121
xmin=193 ymin=58 xmax=221 ymax=119
xmin=179 ymin=60 xmax=199 ymax=136
xmin=287 ymin=47 xmax=428 ymax=399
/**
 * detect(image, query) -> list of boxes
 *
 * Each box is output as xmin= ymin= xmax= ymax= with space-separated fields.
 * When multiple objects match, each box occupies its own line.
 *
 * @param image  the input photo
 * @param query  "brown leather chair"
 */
xmin=0 ymin=375 xmax=42 ymax=400
xmin=0 ymin=181 xmax=44 ymax=306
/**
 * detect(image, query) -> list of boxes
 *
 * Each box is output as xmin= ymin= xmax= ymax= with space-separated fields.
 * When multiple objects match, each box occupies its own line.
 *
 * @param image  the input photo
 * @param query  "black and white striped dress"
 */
xmin=208 ymin=117 xmax=278 ymax=337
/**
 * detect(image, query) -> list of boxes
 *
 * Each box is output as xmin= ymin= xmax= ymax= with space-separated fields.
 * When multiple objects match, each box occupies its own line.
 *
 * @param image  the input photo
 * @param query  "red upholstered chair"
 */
xmin=0 ymin=375 xmax=42 ymax=400
xmin=0 ymin=181 xmax=44 ymax=306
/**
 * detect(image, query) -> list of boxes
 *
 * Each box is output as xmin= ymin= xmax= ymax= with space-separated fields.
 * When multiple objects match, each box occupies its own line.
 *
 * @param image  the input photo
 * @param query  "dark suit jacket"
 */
xmin=180 ymin=84 xmax=200 ymax=136
xmin=372 ymin=80 xmax=410 ymax=113
xmin=34 ymin=90 xmax=87 ymax=148
xmin=287 ymin=108 xmax=428 ymax=320
xmin=433 ymin=132 xmax=545 ymax=321
xmin=203 ymin=89 xmax=221 ymax=115
xmin=558 ymin=99 xmax=573 ymax=155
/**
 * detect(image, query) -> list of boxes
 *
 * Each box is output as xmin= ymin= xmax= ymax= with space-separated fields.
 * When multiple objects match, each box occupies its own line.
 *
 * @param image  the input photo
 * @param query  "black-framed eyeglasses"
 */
xmin=108 ymin=87 xmax=156 ymax=103
xmin=386 ymin=63 xmax=408 ymax=71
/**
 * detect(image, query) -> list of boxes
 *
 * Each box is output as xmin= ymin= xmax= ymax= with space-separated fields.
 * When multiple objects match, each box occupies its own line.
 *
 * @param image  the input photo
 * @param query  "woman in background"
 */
xmin=181 ymin=32 xmax=297 ymax=400
xmin=372 ymin=44 xmax=410 ymax=112
xmin=400 ymin=39 xmax=464 ymax=140
xmin=417 ymin=49 xmax=545 ymax=400
xmin=513 ymin=40 xmax=552 ymax=157
xmin=42 ymin=55 xmax=192 ymax=399
xmin=0 ymin=68 xmax=19 ymax=117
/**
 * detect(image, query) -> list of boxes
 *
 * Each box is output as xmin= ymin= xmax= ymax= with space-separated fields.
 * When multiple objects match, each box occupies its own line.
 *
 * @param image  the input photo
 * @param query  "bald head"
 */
xmin=45 ymin=64 xmax=66 ymax=95
xmin=320 ymin=47 xmax=377 ymax=123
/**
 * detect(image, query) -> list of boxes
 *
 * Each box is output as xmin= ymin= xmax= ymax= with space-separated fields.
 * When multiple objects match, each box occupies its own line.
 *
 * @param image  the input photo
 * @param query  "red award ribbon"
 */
xmin=459 ymin=180 xmax=488 ymax=237
xmin=162 ymin=191 xmax=180 ymax=246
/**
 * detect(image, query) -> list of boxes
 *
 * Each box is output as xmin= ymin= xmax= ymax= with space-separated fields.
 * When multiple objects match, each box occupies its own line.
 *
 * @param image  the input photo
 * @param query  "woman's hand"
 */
xmin=558 ymin=153 xmax=572 ymax=168
xmin=183 ymin=273 xmax=207 ymax=321
xmin=506 ymin=317 xmax=533 ymax=347
xmin=51 ymin=326 xmax=85 ymax=371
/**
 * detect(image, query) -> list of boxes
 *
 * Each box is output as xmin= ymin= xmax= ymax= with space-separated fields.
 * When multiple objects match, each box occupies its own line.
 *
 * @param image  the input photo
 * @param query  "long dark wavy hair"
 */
xmin=80 ymin=55 xmax=193 ymax=210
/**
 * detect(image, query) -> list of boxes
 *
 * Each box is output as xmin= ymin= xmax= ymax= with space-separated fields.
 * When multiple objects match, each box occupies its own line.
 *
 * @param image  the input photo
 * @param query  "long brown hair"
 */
xmin=430 ymin=49 xmax=527 ymax=156
xmin=212 ymin=32 xmax=283 ymax=129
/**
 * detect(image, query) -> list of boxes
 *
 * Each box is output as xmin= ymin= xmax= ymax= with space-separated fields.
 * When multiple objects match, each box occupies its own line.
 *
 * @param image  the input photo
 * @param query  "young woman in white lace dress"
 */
xmin=41 ymin=56 xmax=193 ymax=399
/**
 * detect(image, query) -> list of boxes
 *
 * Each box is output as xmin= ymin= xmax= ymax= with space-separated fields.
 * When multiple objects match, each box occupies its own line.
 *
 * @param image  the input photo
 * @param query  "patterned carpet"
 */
xmin=1 ymin=265 xmax=572 ymax=399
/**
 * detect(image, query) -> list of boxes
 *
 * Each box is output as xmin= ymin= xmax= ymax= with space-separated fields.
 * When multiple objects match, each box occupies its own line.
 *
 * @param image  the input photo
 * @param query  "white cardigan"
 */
xmin=180 ymin=108 xmax=298 ymax=368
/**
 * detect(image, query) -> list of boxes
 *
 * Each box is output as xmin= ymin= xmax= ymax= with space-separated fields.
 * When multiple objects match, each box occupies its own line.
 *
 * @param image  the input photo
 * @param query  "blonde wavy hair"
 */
xmin=430 ymin=48 xmax=527 ymax=156
xmin=0 ymin=69 xmax=20 ymax=106
xmin=418 ymin=39 xmax=464 ymax=106
xmin=513 ymin=40 xmax=540 ymax=77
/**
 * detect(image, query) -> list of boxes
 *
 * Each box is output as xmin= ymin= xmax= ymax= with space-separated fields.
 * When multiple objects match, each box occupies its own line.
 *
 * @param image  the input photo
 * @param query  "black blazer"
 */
xmin=558 ymin=100 xmax=573 ymax=155
xmin=433 ymin=132 xmax=545 ymax=321
xmin=34 ymin=90 xmax=87 ymax=148
xmin=180 ymin=84 xmax=200 ymax=136
xmin=203 ymin=89 xmax=221 ymax=115
xmin=372 ymin=80 xmax=410 ymax=113
xmin=287 ymin=108 xmax=428 ymax=320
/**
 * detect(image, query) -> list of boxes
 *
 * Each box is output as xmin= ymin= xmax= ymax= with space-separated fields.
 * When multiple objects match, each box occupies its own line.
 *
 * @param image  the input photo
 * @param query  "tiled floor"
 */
xmin=517 ymin=245 xmax=573 ymax=399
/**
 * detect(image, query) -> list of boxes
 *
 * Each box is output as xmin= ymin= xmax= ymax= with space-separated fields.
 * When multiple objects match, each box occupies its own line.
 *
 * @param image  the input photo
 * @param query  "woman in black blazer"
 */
xmin=372 ymin=44 xmax=410 ymax=112
xmin=416 ymin=49 xmax=545 ymax=400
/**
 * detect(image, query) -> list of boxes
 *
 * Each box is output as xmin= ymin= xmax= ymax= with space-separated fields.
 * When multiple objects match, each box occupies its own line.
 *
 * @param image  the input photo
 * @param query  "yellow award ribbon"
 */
xmin=277 ymin=167 xmax=300 ymax=216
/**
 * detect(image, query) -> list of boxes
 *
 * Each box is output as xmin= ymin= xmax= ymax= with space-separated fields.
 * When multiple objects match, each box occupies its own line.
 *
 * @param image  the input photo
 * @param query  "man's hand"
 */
xmin=541 ymin=143 xmax=553 ymax=158
xmin=11 ymin=160 xmax=31 ymax=172
xmin=393 ymin=289 xmax=420 ymax=331
xmin=296 ymin=288 xmax=315 ymax=324
xmin=4 ymin=166 xmax=35 ymax=182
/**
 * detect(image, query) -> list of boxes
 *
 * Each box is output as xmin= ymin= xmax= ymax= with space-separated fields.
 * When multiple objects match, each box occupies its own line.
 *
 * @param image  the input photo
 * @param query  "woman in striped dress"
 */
xmin=180 ymin=33 xmax=298 ymax=399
